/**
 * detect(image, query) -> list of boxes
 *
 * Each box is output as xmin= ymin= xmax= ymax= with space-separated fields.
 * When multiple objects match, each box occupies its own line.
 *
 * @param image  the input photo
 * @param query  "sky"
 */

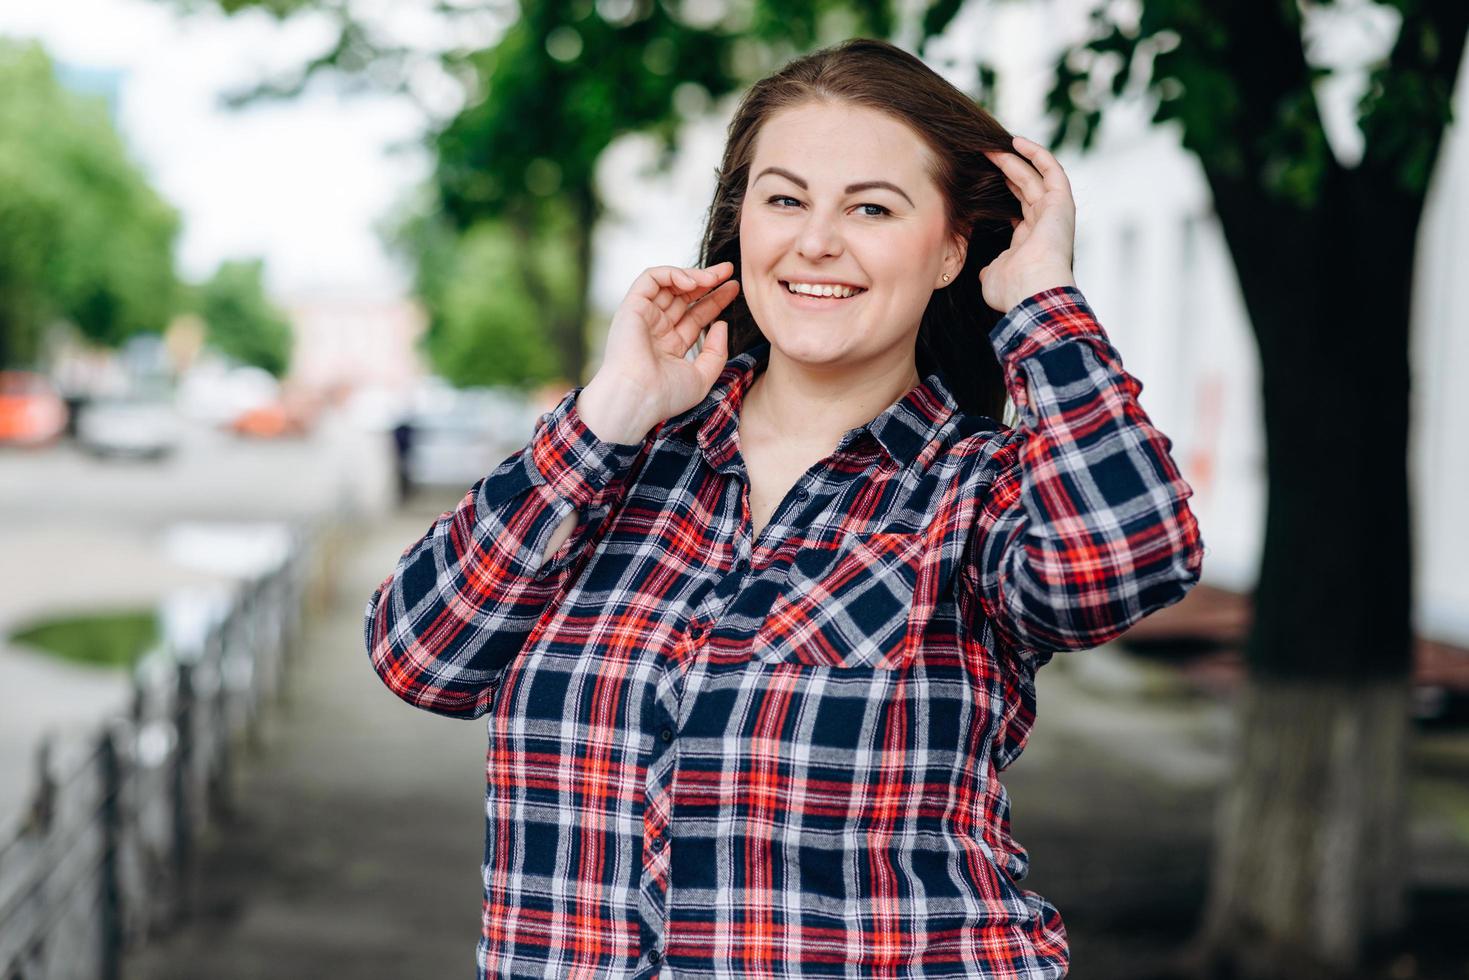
xmin=0 ymin=0 xmax=440 ymax=302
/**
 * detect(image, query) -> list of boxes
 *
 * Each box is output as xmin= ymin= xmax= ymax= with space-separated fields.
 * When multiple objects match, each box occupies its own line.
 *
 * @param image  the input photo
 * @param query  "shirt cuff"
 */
xmin=988 ymin=285 xmax=1105 ymax=364
xmin=528 ymin=386 xmax=647 ymax=511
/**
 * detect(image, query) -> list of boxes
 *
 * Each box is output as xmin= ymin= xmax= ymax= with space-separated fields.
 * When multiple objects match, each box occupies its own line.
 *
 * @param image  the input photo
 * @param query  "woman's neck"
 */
xmin=741 ymin=346 xmax=922 ymax=455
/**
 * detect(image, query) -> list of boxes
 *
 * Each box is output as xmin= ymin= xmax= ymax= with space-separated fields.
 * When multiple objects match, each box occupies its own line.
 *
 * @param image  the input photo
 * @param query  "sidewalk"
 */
xmin=122 ymin=492 xmax=493 ymax=980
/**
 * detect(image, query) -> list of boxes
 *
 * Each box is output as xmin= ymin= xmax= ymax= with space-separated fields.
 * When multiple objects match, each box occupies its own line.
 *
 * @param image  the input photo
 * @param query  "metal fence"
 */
xmin=0 ymin=515 xmax=337 ymax=980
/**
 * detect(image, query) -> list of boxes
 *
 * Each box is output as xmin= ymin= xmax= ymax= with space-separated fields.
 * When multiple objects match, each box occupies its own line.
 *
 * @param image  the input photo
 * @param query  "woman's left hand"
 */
xmin=979 ymin=135 xmax=1079 ymax=314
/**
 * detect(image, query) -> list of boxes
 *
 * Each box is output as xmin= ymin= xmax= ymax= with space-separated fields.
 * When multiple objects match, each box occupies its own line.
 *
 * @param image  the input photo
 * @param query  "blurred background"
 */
xmin=0 ymin=0 xmax=1465 ymax=978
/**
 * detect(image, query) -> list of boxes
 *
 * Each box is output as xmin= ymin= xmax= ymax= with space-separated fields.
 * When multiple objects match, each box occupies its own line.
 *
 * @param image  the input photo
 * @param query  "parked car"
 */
xmin=404 ymin=384 xmax=539 ymax=490
xmin=76 ymin=393 xmax=182 ymax=459
xmin=230 ymin=400 xmax=307 ymax=439
xmin=177 ymin=363 xmax=279 ymax=427
xmin=0 ymin=371 xmax=69 ymax=448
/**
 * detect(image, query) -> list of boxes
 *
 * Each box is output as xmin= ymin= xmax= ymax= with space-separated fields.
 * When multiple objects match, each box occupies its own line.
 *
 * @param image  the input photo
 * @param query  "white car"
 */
xmin=77 ymin=396 xmax=182 ymax=459
xmin=176 ymin=362 xmax=279 ymax=427
xmin=403 ymin=386 xmax=540 ymax=490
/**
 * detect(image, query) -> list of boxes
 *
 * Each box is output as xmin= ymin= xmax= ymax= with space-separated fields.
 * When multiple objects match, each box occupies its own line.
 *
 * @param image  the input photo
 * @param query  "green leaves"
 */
xmin=0 ymin=40 xmax=180 ymax=368
xmin=195 ymin=260 xmax=293 ymax=378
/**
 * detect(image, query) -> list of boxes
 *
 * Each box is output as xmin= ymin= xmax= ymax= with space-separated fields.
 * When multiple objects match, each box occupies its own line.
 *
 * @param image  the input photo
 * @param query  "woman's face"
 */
xmin=738 ymin=100 xmax=963 ymax=375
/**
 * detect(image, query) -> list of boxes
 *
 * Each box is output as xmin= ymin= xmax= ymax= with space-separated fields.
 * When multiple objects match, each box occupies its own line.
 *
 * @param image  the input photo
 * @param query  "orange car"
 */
xmin=230 ymin=401 xmax=304 ymax=438
xmin=0 ymin=371 xmax=68 ymax=447
xmin=228 ymin=389 xmax=321 ymax=439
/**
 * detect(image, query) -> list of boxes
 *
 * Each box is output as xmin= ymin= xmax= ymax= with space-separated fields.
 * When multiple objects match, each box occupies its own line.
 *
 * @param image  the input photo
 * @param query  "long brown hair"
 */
xmin=695 ymin=37 xmax=1023 ymax=423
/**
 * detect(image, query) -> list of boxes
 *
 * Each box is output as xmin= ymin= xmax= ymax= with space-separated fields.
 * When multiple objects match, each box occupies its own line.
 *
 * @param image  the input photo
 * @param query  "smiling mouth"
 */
xmin=779 ymin=280 xmax=868 ymax=300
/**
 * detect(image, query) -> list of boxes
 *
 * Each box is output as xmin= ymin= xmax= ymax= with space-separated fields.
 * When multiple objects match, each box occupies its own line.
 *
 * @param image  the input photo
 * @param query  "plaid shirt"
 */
xmin=365 ymin=285 xmax=1205 ymax=979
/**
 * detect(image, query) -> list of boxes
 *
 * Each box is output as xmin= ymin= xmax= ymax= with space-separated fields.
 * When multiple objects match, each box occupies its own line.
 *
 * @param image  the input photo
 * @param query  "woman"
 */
xmin=365 ymin=37 xmax=1204 ymax=979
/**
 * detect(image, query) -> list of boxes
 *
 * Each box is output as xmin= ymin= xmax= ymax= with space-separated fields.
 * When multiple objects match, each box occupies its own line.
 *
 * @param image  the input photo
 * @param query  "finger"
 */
xmin=647 ymin=277 xmax=734 ymax=355
xmin=986 ymin=141 xmax=1042 ymax=183
xmin=1011 ymin=135 xmax=1071 ymax=193
xmin=692 ymin=318 xmax=730 ymax=385
xmin=1004 ymin=177 xmax=1036 ymax=216
xmin=637 ymin=265 xmax=720 ymax=305
xmin=1000 ymin=147 xmax=1046 ymax=201
xmin=983 ymin=148 xmax=1025 ymax=187
xmin=665 ymin=267 xmax=738 ymax=327
xmin=674 ymin=279 xmax=740 ymax=350
xmin=639 ymin=265 xmax=724 ymax=324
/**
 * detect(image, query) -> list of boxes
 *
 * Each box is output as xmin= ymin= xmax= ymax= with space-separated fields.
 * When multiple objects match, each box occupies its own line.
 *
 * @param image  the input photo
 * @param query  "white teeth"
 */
xmin=785 ymin=281 xmax=864 ymax=298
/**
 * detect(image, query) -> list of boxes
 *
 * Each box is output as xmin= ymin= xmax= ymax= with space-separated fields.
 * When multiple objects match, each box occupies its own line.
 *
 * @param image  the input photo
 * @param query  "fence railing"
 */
xmin=0 ymin=514 xmax=340 ymax=980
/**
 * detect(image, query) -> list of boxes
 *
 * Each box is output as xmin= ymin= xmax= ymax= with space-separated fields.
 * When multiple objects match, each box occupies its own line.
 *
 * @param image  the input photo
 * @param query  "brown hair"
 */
xmin=694 ymin=36 xmax=1023 ymax=423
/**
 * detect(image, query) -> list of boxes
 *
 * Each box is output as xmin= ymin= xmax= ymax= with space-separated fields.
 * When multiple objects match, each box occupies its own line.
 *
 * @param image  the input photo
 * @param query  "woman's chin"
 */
xmin=765 ymin=334 xmax=855 ymax=369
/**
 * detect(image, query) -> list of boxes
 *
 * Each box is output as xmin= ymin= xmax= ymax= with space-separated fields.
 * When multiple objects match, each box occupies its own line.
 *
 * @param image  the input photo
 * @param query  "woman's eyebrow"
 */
xmin=754 ymin=166 xmax=914 ymax=208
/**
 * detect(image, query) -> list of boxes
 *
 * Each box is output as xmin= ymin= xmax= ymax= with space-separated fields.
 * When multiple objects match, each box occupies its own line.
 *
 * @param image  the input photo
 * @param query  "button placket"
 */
xmin=639 ymin=715 xmax=676 ymax=967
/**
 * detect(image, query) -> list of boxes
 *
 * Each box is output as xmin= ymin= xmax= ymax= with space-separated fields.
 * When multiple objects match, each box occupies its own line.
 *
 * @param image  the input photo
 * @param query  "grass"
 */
xmin=8 ymin=608 xmax=160 ymax=669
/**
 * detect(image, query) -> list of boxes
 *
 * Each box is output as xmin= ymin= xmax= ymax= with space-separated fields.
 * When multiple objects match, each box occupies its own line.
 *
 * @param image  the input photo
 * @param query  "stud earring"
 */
xmin=942 ymin=274 xmax=951 ymax=282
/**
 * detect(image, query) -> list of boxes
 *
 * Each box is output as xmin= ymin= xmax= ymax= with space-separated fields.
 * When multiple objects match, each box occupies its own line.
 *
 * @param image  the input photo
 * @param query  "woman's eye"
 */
xmin=765 ymin=195 xmax=890 ymax=217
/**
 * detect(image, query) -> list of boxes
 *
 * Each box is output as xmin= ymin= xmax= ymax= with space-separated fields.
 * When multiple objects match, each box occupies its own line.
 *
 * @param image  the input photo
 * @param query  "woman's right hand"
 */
xmin=576 ymin=261 xmax=741 ymax=445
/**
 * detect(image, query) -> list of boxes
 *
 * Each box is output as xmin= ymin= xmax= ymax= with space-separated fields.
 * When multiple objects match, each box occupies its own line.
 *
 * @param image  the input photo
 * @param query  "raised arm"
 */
xmin=363 ymin=385 xmax=652 ymax=719
xmin=957 ymin=285 xmax=1206 ymax=654
xmin=364 ymin=261 xmax=743 ymax=719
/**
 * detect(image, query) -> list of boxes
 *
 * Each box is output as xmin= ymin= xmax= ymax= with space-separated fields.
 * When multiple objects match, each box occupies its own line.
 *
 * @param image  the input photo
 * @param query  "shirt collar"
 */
xmin=658 ymin=340 xmax=959 ymax=473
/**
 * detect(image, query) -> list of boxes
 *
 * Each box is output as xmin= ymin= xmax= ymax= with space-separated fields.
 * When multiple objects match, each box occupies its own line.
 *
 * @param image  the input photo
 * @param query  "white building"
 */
xmin=280 ymin=295 xmax=429 ymax=395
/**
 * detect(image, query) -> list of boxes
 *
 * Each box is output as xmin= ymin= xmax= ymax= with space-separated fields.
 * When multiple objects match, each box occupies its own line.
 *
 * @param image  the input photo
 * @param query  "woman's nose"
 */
xmin=795 ymin=212 xmax=843 ymax=260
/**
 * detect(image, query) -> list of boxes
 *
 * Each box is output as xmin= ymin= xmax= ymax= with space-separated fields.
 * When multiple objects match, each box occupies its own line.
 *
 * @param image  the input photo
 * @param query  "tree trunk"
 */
xmin=568 ymin=185 xmax=599 ymax=384
xmin=1188 ymin=675 xmax=1412 ymax=978
xmin=504 ymin=192 xmax=595 ymax=386
xmin=1184 ymin=120 xmax=1424 ymax=974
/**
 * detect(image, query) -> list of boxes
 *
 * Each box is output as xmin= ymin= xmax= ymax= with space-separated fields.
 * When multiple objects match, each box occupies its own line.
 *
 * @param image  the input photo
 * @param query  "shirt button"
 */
xmin=795 ymin=487 xmax=809 ymax=500
xmin=734 ymin=558 xmax=749 ymax=576
xmin=648 ymin=948 xmax=662 ymax=964
xmin=660 ymin=728 xmax=674 ymax=743
xmin=651 ymin=834 xmax=665 ymax=851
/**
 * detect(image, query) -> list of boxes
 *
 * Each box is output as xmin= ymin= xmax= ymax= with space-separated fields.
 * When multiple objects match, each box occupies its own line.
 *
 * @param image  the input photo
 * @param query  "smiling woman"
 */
xmin=735 ymin=101 xmax=961 ymax=390
xmin=366 ymin=35 xmax=1203 ymax=980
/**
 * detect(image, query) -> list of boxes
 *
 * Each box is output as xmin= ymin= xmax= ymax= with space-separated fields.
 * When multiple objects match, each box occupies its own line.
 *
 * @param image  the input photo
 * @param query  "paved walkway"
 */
xmin=122 ymin=491 xmax=493 ymax=979
xmin=119 ymin=491 xmax=1469 ymax=979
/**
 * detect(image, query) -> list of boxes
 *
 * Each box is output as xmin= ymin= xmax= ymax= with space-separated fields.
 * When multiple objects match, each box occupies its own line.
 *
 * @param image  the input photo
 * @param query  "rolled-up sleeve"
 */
xmin=957 ymin=285 xmax=1206 ymax=654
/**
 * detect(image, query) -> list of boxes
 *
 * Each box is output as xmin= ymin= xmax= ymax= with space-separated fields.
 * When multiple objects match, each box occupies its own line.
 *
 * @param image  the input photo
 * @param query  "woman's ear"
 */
xmin=943 ymin=230 xmax=969 ymax=284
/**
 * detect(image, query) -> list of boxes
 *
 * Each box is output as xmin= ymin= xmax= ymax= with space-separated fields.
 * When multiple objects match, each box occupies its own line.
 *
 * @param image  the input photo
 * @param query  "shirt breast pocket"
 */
xmin=754 ymin=530 xmax=928 ymax=672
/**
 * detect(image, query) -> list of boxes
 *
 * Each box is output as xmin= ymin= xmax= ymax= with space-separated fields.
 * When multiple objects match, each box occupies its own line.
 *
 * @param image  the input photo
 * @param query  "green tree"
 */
xmin=382 ymin=199 xmax=571 ymax=388
xmin=0 ymin=39 xmax=180 ymax=368
xmin=195 ymin=259 xmax=293 ymax=377
xmin=157 ymin=0 xmax=895 ymax=385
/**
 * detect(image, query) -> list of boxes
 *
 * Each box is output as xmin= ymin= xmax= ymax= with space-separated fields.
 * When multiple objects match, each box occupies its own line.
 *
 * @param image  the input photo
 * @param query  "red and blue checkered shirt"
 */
xmin=365 ymin=285 xmax=1205 ymax=978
